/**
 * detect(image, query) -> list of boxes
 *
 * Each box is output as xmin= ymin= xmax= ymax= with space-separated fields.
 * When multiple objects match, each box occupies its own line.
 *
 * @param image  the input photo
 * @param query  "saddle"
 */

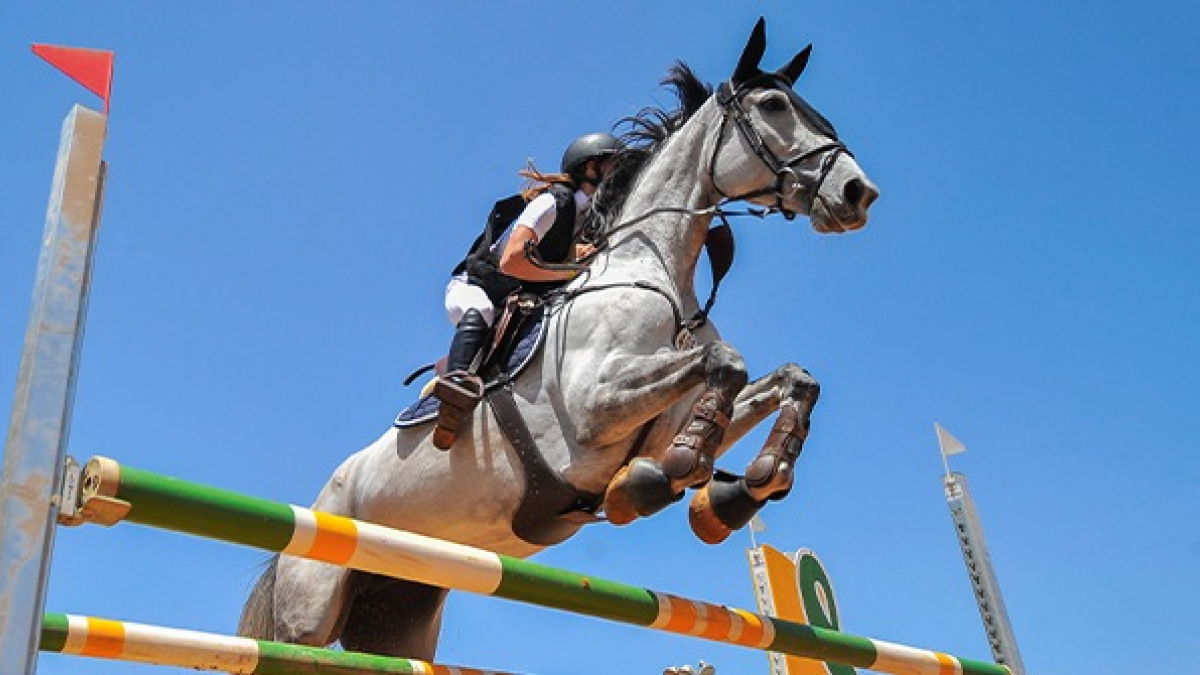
xmin=395 ymin=296 xmax=545 ymax=428
xmin=395 ymin=297 xmax=603 ymax=546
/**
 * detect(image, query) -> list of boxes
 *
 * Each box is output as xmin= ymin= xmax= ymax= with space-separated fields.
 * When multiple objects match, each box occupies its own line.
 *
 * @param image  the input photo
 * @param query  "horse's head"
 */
xmin=709 ymin=18 xmax=878 ymax=233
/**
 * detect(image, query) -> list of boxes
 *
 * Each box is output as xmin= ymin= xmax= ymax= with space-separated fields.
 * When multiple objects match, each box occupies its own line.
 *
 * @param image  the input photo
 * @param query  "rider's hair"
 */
xmin=517 ymin=161 xmax=576 ymax=201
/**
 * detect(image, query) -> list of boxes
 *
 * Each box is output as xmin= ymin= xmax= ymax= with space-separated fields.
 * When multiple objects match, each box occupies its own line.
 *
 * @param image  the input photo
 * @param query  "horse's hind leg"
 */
xmin=690 ymin=363 xmax=820 ymax=543
xmin=340 ymin=573 xmax=449 ymax=661
xmin=271 ymin=554 xmax=356 ymax=647
xmin=238 ymin=556 xmax=279 ymax=640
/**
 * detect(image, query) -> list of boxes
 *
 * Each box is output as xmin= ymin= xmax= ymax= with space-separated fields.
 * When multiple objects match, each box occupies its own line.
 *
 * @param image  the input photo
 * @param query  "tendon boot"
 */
xmin=743 ymin=399 xmax=807 ymax=501
xmin=433 ymin=309 xmax=490 ymax=450
xmin=661 ymin=390 xmax=731 ymax=491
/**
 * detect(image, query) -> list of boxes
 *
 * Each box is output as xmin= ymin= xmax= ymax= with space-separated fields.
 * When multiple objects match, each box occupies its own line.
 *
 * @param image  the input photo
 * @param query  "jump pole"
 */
xmin=41 ymin=612 xmax=517 ymax=675
xmin=67 ymin=456 xmax=1010 ymax=675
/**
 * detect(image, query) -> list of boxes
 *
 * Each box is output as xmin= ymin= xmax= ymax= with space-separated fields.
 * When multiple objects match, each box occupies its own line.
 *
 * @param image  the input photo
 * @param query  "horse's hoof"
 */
xmin=603 ymin=459 xmax=680 ymax=525
xmin=602 ymin=465 xmax=640 ymax=525
xmin=688 ymin=487 xmax=733 ymax=545
xmin=689 ymin=473 xmax=765 ymax=544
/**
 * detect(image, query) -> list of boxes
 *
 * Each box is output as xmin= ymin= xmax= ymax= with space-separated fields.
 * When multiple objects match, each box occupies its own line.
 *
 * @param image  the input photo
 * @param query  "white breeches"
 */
xmin=444 ymin=276 xmax=496 ymax=327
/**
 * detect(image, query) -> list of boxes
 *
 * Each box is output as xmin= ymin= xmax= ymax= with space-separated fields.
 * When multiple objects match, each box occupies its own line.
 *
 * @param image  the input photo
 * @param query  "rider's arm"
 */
xmin=498 ymin=193 xmax=577 ymax=282
xmin=499 ymin=225 xmax=576 ymax=282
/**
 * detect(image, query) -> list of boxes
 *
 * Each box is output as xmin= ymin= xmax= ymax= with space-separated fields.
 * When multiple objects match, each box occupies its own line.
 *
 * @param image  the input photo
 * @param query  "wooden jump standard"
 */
xmin=65 ymin=456 xmax=1009 ymax=675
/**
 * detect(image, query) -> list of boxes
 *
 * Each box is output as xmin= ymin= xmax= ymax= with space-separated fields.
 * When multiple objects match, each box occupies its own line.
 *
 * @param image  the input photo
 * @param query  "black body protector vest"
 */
xmin=455 ymin=184 xmax=578 ymax=305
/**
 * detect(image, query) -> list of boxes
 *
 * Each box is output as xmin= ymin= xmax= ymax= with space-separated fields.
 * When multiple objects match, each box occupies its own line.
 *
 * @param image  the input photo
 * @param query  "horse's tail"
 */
xmin=237 ymin=555 xmax=278 ymax=639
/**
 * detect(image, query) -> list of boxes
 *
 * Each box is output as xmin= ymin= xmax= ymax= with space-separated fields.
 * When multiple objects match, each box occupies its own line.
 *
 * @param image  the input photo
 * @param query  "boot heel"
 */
xmin=432 ymin=372 xmax=483 ymax=450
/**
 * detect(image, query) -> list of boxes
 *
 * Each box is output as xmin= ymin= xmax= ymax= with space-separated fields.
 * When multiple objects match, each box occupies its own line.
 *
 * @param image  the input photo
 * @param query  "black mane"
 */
xmin=586 ymin=62 xmax=713 ymax=237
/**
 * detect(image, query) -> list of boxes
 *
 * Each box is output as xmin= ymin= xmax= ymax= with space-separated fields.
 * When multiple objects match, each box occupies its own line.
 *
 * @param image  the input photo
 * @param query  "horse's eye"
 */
xmin=758 ymin=95 xmax=788 ymax=113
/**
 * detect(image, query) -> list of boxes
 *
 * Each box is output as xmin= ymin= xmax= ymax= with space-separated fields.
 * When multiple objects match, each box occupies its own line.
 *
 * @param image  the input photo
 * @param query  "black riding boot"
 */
xmin=446 ymin=309 xmax=491 ymax=374
xmin=433 ymin=309 xmax=489 ymax=449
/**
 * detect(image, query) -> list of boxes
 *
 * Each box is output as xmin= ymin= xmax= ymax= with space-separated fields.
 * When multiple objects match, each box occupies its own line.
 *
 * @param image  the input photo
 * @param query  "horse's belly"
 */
xmin=364 ymin=494 xmax=541 ymax=558
xmin=345 ymin=430 xmax=544 ymax=558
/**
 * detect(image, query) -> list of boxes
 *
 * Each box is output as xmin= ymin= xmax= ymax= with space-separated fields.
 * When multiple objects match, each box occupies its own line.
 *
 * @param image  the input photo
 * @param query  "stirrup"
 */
xmin=432 ymin=371 xmax=484 ymax=450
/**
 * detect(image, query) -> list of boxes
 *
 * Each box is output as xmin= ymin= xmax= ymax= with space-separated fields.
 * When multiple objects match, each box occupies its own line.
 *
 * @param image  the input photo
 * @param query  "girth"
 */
xmin=486 ymin=386 xmax=603 ymax=546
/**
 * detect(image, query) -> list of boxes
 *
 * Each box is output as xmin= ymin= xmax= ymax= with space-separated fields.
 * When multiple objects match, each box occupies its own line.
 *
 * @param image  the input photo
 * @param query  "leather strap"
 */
xmin=487 ymin=387 xmax=602 ymax=546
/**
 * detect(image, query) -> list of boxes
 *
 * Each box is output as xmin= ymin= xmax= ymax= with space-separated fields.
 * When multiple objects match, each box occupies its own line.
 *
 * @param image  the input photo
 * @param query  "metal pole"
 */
xmin=0 ymin=104 xmax=107 ymax=674
xmin=944 ymin=471 xmax=1027 ymax=675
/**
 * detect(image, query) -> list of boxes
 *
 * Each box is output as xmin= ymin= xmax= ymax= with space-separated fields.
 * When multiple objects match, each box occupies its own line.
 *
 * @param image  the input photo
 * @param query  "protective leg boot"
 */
xmin=433 ymin=309 xmax=490 ymax=449
xmin=661 ymin=391 xmax=731 ymax=491
xmin=743 ymin=399 xmax=807 ymax=501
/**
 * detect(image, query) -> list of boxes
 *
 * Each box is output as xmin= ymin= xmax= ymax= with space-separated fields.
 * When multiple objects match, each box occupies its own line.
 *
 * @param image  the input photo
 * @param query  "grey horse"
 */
xmin=239 ymin=17 xmax=878 ymax=660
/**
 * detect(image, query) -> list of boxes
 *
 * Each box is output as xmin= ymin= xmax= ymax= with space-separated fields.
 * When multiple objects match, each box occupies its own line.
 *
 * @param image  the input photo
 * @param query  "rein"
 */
xmin=712 ymin=75 xmax=851 ymax=219
xmin=525 ymin=77 xmax=846 ymax=347
xmin=528 ymin=201 xmax=759 ymax=346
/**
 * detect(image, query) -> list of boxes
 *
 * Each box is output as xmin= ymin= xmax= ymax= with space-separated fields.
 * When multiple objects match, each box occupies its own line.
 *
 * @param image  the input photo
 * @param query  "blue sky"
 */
xmin=3 ymin=2 xmax=1198 ymax=674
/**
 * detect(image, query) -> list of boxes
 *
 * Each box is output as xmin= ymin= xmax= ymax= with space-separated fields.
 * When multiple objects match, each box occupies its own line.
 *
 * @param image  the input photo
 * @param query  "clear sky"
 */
xmin=3 ymin=2 xmax=1198 ymax=674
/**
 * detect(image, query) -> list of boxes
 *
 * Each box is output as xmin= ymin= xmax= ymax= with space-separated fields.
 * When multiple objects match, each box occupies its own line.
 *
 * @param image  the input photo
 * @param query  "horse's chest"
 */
xmin=353 ymin=440 xmax=540 ymax=555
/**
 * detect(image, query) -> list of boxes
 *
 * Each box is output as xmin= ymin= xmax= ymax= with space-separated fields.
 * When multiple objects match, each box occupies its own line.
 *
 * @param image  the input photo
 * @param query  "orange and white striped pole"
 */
xmin=70 ymin=456 xmax=1010 ymax=675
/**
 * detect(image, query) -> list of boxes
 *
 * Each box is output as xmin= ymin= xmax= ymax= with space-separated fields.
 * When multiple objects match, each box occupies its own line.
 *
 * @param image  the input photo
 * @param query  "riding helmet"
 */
xmin=560 ymin=132 xmax=624 ymax=177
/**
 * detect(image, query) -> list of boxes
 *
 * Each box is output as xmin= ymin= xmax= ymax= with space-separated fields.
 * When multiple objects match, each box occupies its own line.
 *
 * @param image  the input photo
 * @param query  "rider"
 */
xmin=432 ymin=132 xmax=624 ymax=449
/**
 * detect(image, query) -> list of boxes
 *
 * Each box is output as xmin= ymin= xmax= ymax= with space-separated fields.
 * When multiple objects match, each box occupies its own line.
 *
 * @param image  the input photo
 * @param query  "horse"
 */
xmin=238 ymin=17 xmax=878 ymax=660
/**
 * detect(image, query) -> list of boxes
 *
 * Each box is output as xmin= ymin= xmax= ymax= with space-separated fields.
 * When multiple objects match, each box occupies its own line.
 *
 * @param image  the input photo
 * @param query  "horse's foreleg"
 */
xmin=689 ymin=363 xmax=820 ymax=544
xmin=709 ymin=364 xmax=808 ymax=457
xmin=601 ymin=342 xmax=748 ymax=524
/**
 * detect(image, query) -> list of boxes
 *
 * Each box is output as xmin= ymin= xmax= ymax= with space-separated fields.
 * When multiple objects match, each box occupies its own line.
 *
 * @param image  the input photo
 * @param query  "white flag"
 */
xmin=750 ymin=513 xmax=767 ymax=533
xmin=934 ymin=422 xmax=967 ymax=456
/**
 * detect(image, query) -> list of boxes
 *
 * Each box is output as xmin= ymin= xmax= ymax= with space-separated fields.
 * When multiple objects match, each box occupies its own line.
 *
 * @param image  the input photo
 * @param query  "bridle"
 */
xmin=528 ymin=77 xmax=852 ymax=342
xmin=711 ymin=74 xmax=850 ymax=220
xmin=574 ymin=74 xmax=852 ymax=246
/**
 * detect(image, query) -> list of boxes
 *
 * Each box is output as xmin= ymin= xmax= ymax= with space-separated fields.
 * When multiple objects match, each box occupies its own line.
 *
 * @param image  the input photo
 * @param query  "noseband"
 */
xmin=712 ymin=76 xmax=850 ymax=219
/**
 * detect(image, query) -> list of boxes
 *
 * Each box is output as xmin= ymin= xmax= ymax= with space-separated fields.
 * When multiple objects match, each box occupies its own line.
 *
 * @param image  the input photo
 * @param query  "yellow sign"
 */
xmin=747 ymin=545 xmax=855 ymax=675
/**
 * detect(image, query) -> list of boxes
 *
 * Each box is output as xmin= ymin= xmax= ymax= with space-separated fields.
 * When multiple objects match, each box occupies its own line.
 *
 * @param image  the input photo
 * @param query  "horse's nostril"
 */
xmin=843 ymin=178 xmax=864 ymax=206
xmin=844 ymin=178 xmax=878 ymax=211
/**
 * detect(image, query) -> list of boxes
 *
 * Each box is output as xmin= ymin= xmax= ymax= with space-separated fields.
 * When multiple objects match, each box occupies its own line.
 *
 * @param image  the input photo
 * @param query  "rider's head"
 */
xmin=561 ymin=132 xmax=624 ymax=188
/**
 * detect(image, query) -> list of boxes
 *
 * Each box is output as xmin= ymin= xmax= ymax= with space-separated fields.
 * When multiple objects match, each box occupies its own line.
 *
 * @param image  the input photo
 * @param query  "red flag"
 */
xmin=32 ymin=44 xmax=114 ymax=112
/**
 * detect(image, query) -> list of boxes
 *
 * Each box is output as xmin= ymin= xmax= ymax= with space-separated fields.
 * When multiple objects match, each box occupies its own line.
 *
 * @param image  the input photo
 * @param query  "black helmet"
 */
xmin=560 ymin=132 xmax=623 ymax=176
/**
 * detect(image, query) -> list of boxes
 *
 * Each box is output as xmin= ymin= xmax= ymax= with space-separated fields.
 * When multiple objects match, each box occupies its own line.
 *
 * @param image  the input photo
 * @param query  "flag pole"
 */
xmin=933 ymin=424 xmax=1026 ymax=675
xmin=0 ymin=45 xmax=111 ymax=675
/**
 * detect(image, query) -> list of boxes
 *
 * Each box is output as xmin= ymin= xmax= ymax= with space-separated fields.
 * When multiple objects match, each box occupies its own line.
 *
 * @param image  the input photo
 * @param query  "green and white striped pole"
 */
xmin=41 ymin=612 xmax=516 ymax=674
xmin=70 ymin=456 xmax=1010 ymax=675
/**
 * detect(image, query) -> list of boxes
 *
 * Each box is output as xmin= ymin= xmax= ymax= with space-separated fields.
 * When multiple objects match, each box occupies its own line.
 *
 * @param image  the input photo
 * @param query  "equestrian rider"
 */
xmin=433 ymin=132 xmax=624 ymax=449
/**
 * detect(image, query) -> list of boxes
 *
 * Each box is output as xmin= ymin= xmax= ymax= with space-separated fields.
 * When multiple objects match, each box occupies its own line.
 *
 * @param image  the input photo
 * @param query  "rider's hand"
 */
xmin=574 ymin=243 xmax=598 ymax=261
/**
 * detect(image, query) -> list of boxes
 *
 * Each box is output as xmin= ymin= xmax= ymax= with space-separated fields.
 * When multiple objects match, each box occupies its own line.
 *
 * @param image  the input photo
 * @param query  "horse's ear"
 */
xmin=732 ymin=16 xmax=768 ymax=85
xmin=777 ymin=44 xmax=812 ymax=85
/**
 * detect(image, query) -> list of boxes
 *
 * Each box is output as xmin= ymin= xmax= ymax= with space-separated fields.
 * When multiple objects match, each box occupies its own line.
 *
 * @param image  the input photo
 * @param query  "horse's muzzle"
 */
xmin=811 ymin=174 xmax=878 ymax=233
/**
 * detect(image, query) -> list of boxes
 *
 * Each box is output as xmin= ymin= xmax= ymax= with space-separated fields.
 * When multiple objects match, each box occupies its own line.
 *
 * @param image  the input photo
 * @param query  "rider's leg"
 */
xmin=444 ymin=276 xmax=496 ymax=329
xmin=444 ymin=308 xmax=491 ymax=376
xmin=434 ymin=279 xmax=494 ymax=449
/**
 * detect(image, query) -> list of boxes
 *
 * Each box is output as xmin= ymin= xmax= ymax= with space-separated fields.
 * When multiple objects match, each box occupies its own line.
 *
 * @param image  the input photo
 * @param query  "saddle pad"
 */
xmin=394 ymin=307 xmax=546 ymax=428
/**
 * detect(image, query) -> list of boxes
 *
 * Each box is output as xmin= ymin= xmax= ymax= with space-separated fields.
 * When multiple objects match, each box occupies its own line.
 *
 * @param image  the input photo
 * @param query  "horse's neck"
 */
xmin=605 ymin=117 xmax=719 ymax=304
